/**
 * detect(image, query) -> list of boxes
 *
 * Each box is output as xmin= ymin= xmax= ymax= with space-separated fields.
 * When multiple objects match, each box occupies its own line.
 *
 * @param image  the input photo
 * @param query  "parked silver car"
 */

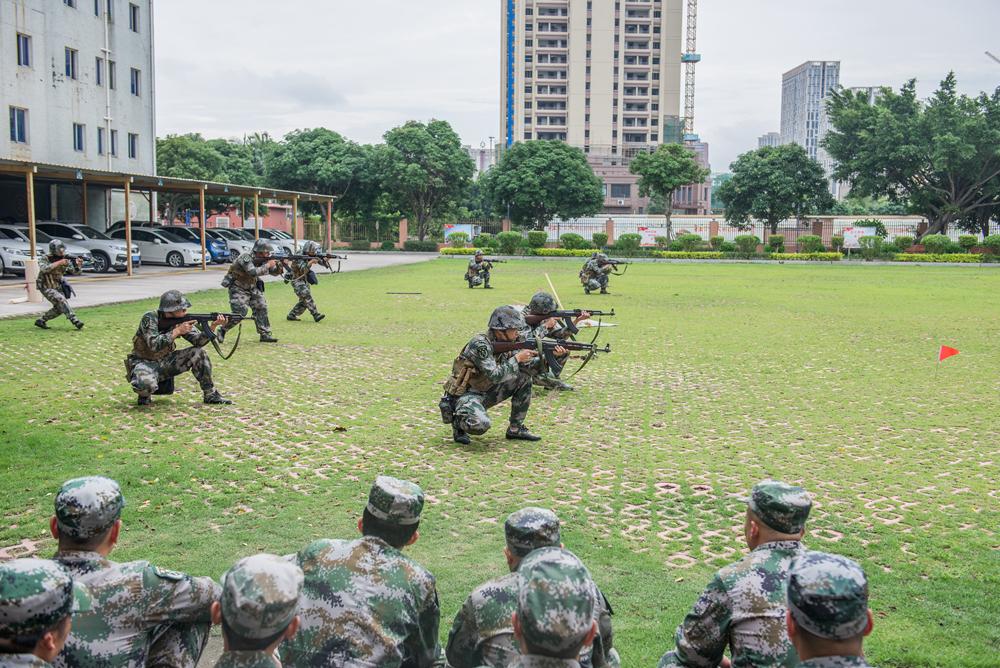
xmin=0 ymin=225 xmax=94 ymax=274
xmin=36 ymin=221 xmax=140 ymax=273
xmin=109 ymin=228 xmax=207 ymax=267
xmin=208 ymin=228 xmax=255 ymax=256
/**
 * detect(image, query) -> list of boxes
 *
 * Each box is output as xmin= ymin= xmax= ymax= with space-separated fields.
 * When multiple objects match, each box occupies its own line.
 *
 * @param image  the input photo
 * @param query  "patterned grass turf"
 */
xmin=0 ymin=258 xmax=998 ymax=666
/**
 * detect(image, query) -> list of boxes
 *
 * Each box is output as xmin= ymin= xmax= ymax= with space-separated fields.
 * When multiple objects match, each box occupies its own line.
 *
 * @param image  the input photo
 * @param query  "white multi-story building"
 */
xmin=464 ymin=144 xmax=498 ymax=177
xmin=780 ymin=60 xmax=840 ymax=196
xmin=758 ymin=131 xmax=780 ymax=148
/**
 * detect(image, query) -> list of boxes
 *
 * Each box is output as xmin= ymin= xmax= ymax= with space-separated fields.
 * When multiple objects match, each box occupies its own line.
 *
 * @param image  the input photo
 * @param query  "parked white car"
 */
xmin=209 ymin=228 xmax=255 ymax=256
xmin=0 ymin=225 xmax=95 ymax=274
xmin=0 ymin=226 xmax=39 ymax=276
xmin=36 ymin=221 xmax=140 ymax=273
xmin=110 ymin=228 xmax=207 ymax=267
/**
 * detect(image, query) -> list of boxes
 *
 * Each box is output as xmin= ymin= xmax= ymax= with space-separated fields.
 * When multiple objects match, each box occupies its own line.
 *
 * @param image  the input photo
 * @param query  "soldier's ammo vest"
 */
xmin=443 ymin=336 xmax=511 ymax=396
xmin=289 ymin=259 xmax=311 ymax=282
xmin=130 ymin=315 xmax=176 ymax=363
xmin=37 ymin=256 xmax=70 ymax=291
xmin=223 ymin=254 xmax=260 ymax=291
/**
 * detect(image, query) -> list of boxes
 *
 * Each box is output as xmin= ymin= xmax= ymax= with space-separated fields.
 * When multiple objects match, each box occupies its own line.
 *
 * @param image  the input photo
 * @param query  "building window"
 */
xmin=108 ymin=61 xmax=116 ymax=89
xmin=9 ymin=107 xmax=28 ymax=144
xmin=64 ymin=0 xmax=76 ymax=7
xmin=94 ymin=0 xmax=100 ymax=15
xmin=97 ymin=127 xmax=105 ymax=155
xmin=130 ymin=68 xmax=141 ymax=96
xmin=105 ymin=0 xmax=114 ymax=20
xmin=524 ymin=131 xmax=532 ymax=140
xmin=73 ymin=123 xmax=86 ymax=152
xmin=110 ymin=129 xmax=118 ymax=156
xmin=65 ymin=48 xmax=79 ymax=79
xmin=128 ymin=132 xmax=138 ymax=158
xmin=95 ymin=57 xmax=104 ymax=85
xmin=16 ymin=33 xmax=31 ymax=67
xmin=610 ymin=184 xmax=631 ymax=199
xmin=129 ymin=3 xmax=139 ymax=31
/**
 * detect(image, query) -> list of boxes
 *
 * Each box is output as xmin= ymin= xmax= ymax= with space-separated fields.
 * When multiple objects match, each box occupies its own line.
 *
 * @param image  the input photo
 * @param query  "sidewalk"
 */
xmin=0 ymin=252 xmax=436 ymax=319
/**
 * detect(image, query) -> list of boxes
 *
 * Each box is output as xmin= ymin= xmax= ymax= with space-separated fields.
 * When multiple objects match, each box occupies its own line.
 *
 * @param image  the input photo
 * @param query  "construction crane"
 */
xmin=681 ymin=0 xmax=701 ymax=142
xmin=987 ymin=51 xmax=1000 ymax=66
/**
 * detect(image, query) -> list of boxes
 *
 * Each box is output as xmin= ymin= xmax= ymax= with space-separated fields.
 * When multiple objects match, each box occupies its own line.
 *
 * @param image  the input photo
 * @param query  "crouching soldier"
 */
xmin=466 ymin=250 xmax=494 ymax=289
xmin=220 ymin=239 xmax=282 ymax=343
xmin=125 ymin=289 xmax=231 ymax=406
xmin=440 ymin=305 xmax=547 ymax=444
xmin=34 ymin=239 xmax=84 ymax=330
xmin=520 ymin=291 xmax=590 ymax=392
xmin=580 ymin=253 xmax=612 ymax=295
xmin=285 ymin=240 xmax=326 ymax=323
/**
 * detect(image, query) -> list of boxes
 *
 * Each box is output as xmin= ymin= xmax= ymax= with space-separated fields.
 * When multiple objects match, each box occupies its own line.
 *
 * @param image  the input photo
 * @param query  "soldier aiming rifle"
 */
xmin=466 ymin=250 xmax=506 ymax=289
xmin=579 ymin=253 xmax=629 ymax=294
xmin=34 ymin=239 xmax=85 ymax=330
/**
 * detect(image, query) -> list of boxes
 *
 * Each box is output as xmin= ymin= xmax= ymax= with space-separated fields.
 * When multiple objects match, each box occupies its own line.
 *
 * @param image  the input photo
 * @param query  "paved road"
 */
xmin=0 ymin=252 xmax=436 ymax=319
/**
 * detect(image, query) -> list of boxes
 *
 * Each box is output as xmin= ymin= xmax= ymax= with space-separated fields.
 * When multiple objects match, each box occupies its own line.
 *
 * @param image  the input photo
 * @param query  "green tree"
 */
xmin=824 ymin=74 xmax=1000 ymax=238
xmin=156 ymin=133 xmax=227 ymax=222
xmin=717 ymin=144 xmax=834 ymax=234
xmin=379 ymin=120 xmax=475 ymax=240
xmin=484 ymin=141 xmax=603 ymax=230
xmin=829 ymin=195 xmax=908 ymax=216
xmin=954 ymin=193 xmax=999 ymax=238
xmin=629 ymin=143 xmax=709 ymax=239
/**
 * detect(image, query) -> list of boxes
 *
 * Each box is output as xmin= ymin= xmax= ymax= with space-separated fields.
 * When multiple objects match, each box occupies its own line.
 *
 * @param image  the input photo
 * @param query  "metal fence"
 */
xmin=339 ymin=220 xmax=397 ymax=242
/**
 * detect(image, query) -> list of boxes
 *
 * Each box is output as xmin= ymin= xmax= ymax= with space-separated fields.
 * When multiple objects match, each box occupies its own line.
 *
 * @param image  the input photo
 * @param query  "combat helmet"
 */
xmin=488 ymin=305 xmax=526 ymax=330
xmin=252 ymin=239 xmax=274 ymax=255
xmin=49 ymin=239 xmax=67 ymax=256
xmin=301 ymin=240 xmax=321 ymax=255
xmin=527 ymin=292 xmax=558 ymax=315
xmin=158 ymin=290 xmax=191 ymax=314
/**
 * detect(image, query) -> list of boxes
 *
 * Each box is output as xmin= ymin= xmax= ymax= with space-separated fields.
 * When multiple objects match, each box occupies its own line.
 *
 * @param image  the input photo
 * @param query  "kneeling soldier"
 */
xmin=286 ymin=240 xmax=326 ymax=323
xmin=441 ymin=305 xmax=544 ymax=445
xmin=466 ymin=250 xmax=494 ymax=289
xmin=34 ymin=239 xmax=84 ymax=330
xmin=125 ymin=289 xmax=231 ymax=406
xmin=579 ymin=253 xmax=612 ymax=295
xmin=220 ymin=239 xmax=282 ymax=343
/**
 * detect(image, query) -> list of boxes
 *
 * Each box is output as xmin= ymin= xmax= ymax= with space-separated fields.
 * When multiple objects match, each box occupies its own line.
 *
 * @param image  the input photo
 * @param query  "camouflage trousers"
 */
xmin=39 ymin=287 xmax=81 ymax=325
xmin=582 ymin=274 xmax=609 ymax=292
xmin=288 ymin=279 xmax=319 ymax=318
xmin=225 ymin=286 xmax=271 ymax=336
xmin=454 ymin=372 xmax=532 ymax=435
xmin=146 ymin=619 xmax=211 ymax=668
xmin=467 ymin=270 xmax=490 ymax=287
xmin=127 ymin=348 xmax=215 ymax=399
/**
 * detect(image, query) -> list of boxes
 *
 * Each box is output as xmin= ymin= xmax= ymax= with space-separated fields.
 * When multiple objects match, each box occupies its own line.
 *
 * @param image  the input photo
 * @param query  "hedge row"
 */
xmin=533 ymin=248 xmax=597 ymax=257
xmin=651 ymin=251 xmax=725 ymax=259
xmin=893 ymin=253 xmax=982 ymax=263
xmin=439 ymin=247 xmax=479 ymax=255
xmin=768 ymin=253 xmax=843 ymax=262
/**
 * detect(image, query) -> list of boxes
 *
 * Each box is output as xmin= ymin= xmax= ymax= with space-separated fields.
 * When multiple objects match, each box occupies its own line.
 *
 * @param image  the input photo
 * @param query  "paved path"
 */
xmin=0 ymin=252 xmax=436 ymax=319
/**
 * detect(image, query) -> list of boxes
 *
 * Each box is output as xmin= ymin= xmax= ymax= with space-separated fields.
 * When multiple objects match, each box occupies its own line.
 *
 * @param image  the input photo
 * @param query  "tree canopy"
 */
xmin=630 ymin=143 xmax=709 ymax=238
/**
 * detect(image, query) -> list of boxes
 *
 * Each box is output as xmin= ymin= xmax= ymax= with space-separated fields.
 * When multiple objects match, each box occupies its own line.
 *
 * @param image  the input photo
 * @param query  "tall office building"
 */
xmin=758 ymin=131 xmax=780 ymax=148
xmin=500 ymin=0 xmax=684 ymax=212
xmin=780 ymin=60 xmax=840 ymax=195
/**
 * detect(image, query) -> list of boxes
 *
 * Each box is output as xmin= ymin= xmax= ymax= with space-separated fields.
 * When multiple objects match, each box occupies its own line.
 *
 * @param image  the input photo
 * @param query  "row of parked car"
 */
xmin=0 ymin=221 xmax=316 ymax=276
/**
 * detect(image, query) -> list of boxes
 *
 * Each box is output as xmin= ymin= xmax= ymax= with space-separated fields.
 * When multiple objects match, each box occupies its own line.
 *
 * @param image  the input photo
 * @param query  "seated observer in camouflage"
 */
xmin=0 ymin=558 xmax=90 ymax=668
xmin=446 ymin=507 xmax=619 ymax=668
xmin=658 ymin=480 xmax=813 ymax=668
xmin=440 ymin=305 xmax=551 ymax=445
xmin=281 ymin=476 xmax=442 ymax=668
xmin=786 ymin=552 xmax=876 ymax=668
xmin=34 ymin=239 xmax=84 ymax=331
xmin=518 ymin=291 xmax=591 ymax=392
xmin=509 ymin=547 xmax=600 ymax=668
xmin=220 ymin=239 xmax=283 ymax=343
xmin=466 ymin=250 xmax=494 ymax=289
xmin=125 ymin=289 xmax=232 ymax=406
xmin=211 ymin=554 xmax=304 ymax=668
xmin=579 ymin=253 xmax=613 ymax=295
xmin=49 ymin=476 xmax=221 ymax=668
xmin=284 ymin=240 xmax=327 ymax=323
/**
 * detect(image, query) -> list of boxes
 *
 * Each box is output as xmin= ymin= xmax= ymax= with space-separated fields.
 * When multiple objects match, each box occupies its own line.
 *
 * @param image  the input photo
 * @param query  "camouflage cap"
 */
xmin=0 ymin=559 xmax=91 ymax=638
xmin=516 ymin=547 xmax=595 ymax=657
xmin=55 ymin=476 xmax=125 ymax=540
xmin=788 ymin=551 xmax=869 ymax=640
xmin=366 ymin=476 xmax=424 ymax=526
xmin=747 ymin=479 xmax=812 ymax=534
xmin=505 ymin=507 xmax=561 ymax=557
xmin=221 ymin=554 xmax=303 ymax=640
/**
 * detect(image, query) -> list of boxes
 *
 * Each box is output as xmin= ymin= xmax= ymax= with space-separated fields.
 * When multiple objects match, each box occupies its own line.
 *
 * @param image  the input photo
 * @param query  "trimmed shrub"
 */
xmin=894 ymin=253 xmax=982 ymax=263
xmin=709 ymin=236 xmax=724 ymax=250
xmin=678 ymin=234 xmax=704 ymax=251
xmin=958 ymin=235 xmax=978 ymax=251
xmin=615 ymin=233 xmax=642 ymax=253
xmin=719 ymin=241 xmax=737 ymax=253
xmin=831 ymin=235 xmax=845 ymax=252
xmin=403 ymin=240 xmax=440 ymax=252
xmin=526 ymin=230 xmax=548 ymax=248
xmin=859 ymin=236 xmax=882 ymax=260
xmin=654 ymin=236 xmax=670 ymax=250
xmin=473 ymin=232 xmax=494 ymax=247
xmin=349 ymin=239 xmax=371 ymax=251
xmin=769 ymin=252 xmax=842 ymax=262
xmin=652 ymin=251 xmax=725 ymax=259
xmin=894 ymin=235 xmax=914 ymax=251
xmin=380 ymin=240 xmax=396 ymax=251
xmin=591 ymin=232 xmax=608 ymax=249
xmin=797 ymin=235 xmax=825 ymax=253
xmin=439 ymin=247 xmax=478 ymax=255
xmin=559 ymin=233 xmax=590 ymax=250
xmin=669 ymin=240 xmax=684 ymax=251
xmin=497 ymin=231 xmax=524 ymax=255
xmin=920 ymin=234 xmax=950 ymax=254
xmin=983 ymin=234 xmax=1000 ymax=254
xmin=734 ymin=235 xmax=760 ymax=256
xmin=534 ymin=248 xmax=596 ymax=257
xmin=766 ymin=235 xmax=785 ymax=253
xmin=447 ymin=231 xmax=469 ymax=248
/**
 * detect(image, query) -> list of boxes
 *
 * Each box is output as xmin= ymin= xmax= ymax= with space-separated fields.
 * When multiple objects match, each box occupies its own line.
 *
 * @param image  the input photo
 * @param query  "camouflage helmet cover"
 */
xmin=505 ymin=507 xmax=561 ymax=557
xmin=158 ymin=289 xmax=192 ymax=314
xmin=0 ymin=558 xmax=91 ymax=638
xmin=787 ymin=551 xmax=869 ymax=640
xmin=301 ymin=240 xmax=321 ymax=255
xmin=366 ymin=475 xmax=424 ymax=526
xmin=489 ymin=305 xmax=527 ymax=331
xmin=54 ymin=476 xmax=125 ymax=540
xmin=475 ymin=249 xmax=484 ymax=257
xmin=221 ymin=554 xmax=303 ymax=640
xmin=527 ymin=292 xmax=558 ymax=315
xmin=48 ymin=239 xmax=67 ymax=256
xmin=252 ymin=239 xmax=274 ymax=255
xmin=747 ymin=479 xmax=812 ymax=534
xmin=516 ymin=546 xmax=595 ymax=656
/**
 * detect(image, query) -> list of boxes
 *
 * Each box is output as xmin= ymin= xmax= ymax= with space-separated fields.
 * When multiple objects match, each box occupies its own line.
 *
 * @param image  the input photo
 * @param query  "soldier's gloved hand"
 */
xmin=172 ymin=320 xmax=197 ymax=338
xmin=514 ymin=350 xmax=538 ymax=363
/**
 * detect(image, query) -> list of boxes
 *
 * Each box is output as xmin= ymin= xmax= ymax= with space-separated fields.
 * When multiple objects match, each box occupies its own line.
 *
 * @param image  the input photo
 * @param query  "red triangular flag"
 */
xmin=938 ymin=345 xmax=960 ymax=362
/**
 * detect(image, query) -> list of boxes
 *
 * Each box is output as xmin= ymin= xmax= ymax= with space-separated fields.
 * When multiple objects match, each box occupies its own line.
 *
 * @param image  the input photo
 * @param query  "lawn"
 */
xmin=0 ymin=258 xmax=998 ymax=667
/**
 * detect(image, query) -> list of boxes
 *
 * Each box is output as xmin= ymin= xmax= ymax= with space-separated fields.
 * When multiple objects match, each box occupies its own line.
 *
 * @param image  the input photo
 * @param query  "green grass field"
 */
xmin=1 ymin=258 xmax=998 ymax=666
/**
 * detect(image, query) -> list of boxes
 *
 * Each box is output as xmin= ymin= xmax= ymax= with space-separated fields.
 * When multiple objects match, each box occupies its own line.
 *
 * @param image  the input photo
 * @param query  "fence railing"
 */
xmin=339 ymin=220 xmax=397 ymax=242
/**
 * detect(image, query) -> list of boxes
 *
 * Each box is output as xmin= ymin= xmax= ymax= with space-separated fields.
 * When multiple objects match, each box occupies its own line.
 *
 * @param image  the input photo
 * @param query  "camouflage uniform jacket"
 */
xmin=128 ymin=310 xmax=211 ymax=362
xmin=450 ymin=334 xmax=522 ymax=394
xmin=214 ymin=651 xmax=280 ymax=668
xmin=225 ymin=253 xmax=279 ymax=291
xmin=507 ymin=657 xmax=580 ymax=668
xmin=37 ymin=255 xmax=81 ymax=291
xmin=446 ymin=572 xmax=615 ymax=668
xmin=466 ymin=259 xmax=489 ymax=278
xmin=659 ymin=540 xmax=804 ymax=668
xmin=282 ymin=536 xmax=441 ymax=668
xmin=286 ymin=258 xmax=313 ymax=283
xmin=0 ymin=656 xmax=53 ymax=668
xmin=52 ymin=550 xmax=221 ymax=668
xmin=579 ymin=259 xmax=604 ymax=281
xmin=798 ymin=658 xmax=875 ymax=668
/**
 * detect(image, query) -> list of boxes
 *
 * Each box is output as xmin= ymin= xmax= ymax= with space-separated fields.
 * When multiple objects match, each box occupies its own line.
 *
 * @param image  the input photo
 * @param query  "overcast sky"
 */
xmin=155 ymin=0 xmax=1000 ymax=173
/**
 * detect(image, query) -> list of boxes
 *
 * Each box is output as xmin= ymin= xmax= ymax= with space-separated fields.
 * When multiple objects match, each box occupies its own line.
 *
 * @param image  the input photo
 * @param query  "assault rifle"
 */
xmin=491 ymin=337 xmax=611 ymax=377
xmin=275 ymin=253 xmax=349 ymax=280
xmin=599 ymin=258 xmax=631 ymax=275
xmin=156 ymin=312 xmax=249 ymax=359
xmin=523 ymin=308 xmax=615 ymax=335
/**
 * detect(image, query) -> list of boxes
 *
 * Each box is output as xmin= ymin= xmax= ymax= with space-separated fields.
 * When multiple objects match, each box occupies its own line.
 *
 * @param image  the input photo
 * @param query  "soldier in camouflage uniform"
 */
xmin=446 ymin=508 xmax=619 ymax=668
xmin=50 ymin=476 xmax=221 ymax=668
xmin=220 ymin=239 xmax=283 ymax=343
xmin=34 ymin=239 xmax=84 ymax=330
xmin=466 ymin=250 xmax=494 ymax=289
xmin=281 ymin=476 xmax=441 ymax=668
xmin=125 ymin=289 xmax=232 ymax=406
xmin=510 ymin=547 xmax=599 ymax=668
xmin=518 ymin=292 xmax=591 ymax=392
xmin=0 ymin=558 xmax=90 ymax=668
xmin=440 ymin=305 xmax=551 ymax=445
xmin=284 ymin=240 xmax=326 ymax=323
xmin=786 ymin=552 xmax=875 ymax=668
xmin=211 ymin=554 xmax=304 ymax=668
xmin=658 ymin=480 xmax=814 ymax=668
xmin=579 ymin=254 xmax=611 ymax=295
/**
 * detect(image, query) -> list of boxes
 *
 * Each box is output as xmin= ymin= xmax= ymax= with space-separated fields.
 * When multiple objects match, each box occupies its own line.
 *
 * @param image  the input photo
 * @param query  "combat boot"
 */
xmin=260 ymin=334 xmax=279 ymax=343
xmin=313 ymin=313 xmax=326 ymax=322
xmin=34 ymin=319 xmax=48 ymax=329
xmin=203 ymin=390 xmax=233 ymax=405
xmin=287 ymin=314 xmax=300 ymax=321
xmin=73 ymin=320 xmax=85 ymax=330
xmin=137 ymin=395 xmax=151 ymax=406
xmin=506 ymin=425 xmax=541 ymax=441
xmin=452 ymin=422 xmax=471 ymax=445
xmin=600 ymin=288 xmax=609 ymax=294
xmin=584 ymin=288 xmax=591 ymax=295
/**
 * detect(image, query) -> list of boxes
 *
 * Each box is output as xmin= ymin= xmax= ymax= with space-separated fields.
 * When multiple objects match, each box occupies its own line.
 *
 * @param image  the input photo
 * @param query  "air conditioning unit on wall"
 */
xmin=617 ymin=199 xmax=626 ymax=205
